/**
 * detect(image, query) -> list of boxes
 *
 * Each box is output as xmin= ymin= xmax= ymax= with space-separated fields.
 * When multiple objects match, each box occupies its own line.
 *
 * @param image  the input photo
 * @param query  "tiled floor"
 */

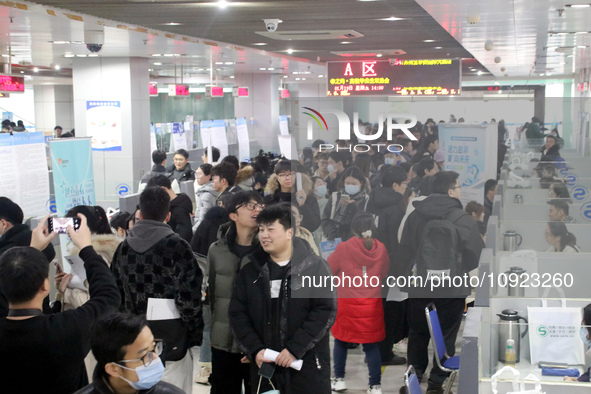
xmin=190 ymin=319 xmax=465 ymax=394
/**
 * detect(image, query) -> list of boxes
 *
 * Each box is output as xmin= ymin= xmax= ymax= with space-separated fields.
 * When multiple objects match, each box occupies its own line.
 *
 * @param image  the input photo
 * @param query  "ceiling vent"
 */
xmin=255 ymin=30 xmax=364 ymax=41
xmin=331 ymin=49 xmax=407 ymax=57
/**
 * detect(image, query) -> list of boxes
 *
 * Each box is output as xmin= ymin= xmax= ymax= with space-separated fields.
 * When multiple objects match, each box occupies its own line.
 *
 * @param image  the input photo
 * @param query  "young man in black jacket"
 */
xmin=75 ymin=313 xmax=184 ymax=394
xmin=111 ymin=187 xmax=203 ymax=393
xmin=399 ymin=171 xmax=484 ymax=394
xmin=139 ymin=149 xmax=180 ymax=193
xmin=147 ymin=174 xmax=194 ymax=243
xmin=367 ymin=164 xmax=409 ymax=366
xmin=0 ymin=214 xmax=121 ymax=394
xmin=229 ymin=204 xmax=336 ymax=394
xmin=167 ymin=148 xmax=195 ymax=183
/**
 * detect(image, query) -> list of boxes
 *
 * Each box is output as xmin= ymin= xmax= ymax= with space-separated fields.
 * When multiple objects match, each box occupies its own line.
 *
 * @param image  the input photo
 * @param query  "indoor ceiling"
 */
xmin=0 ymin=0 xmax=587 ymax=86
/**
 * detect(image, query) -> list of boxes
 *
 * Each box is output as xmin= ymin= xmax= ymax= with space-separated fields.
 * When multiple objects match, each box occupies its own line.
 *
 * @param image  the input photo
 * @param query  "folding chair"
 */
xmin=425 ymin=303 xmax=460 ymax=394
xmin=404 ymin=365 xmax=423 ymax=394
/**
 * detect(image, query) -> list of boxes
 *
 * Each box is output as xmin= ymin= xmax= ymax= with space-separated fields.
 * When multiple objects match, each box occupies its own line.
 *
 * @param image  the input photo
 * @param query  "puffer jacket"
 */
xmin=229 ymin=238 xmax=337 ymax=394
xmin=194 ymin=181 xmax=220 ymax=230
xmin=168 ymin=193 xmax=193 ymax=243
xmin=208 ymin=222 xmax=260 ymax=353
xmin=265 ymin=172 xmax=321 ymax=232
xmin=63 ymin=234 xmax=122 ymax=311
xmin=328 ymin=237 xmax=389 ymax=344
xmin=367 ymin=186 xmax=406 ymax=267
xmin=236 ymin=165 xmax=255 ymax=191
xmin=321 ymin=190 xmax=369 ymax=241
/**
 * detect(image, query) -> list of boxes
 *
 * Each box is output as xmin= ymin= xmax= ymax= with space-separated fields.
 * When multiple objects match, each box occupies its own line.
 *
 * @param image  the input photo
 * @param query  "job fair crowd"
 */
xmin=0 ymin=116 xmax=589 ymax=394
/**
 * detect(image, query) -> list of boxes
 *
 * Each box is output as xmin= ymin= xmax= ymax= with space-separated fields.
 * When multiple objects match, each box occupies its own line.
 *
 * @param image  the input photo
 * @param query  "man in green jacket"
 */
xmin=208 ymin=190 xmax=264 ymax=393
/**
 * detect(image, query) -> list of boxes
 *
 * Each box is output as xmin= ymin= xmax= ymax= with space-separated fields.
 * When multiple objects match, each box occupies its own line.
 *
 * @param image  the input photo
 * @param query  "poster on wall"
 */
xmin=278 ymin=135 xmax=295 ymax=160
xmin=200 ymin=119 xmax=229 ymax=159
xmin=150 ymin=124 xmax=157 ymax=153
xmin=172 ymin=122 xmax=188 ymax=151
xmin=226 ymin=119 xmax=238 ymax=145
xmin=50 ymin=137 xmax=96 ymax=216
xmin=439 ymin=124 xmax=497 ymax=206
xmin=185 ymin=115 xmax=194 ymax=149
xmin=0 ymin=132 xmax=50 ymax=218
xmin=236 ymin=118 xmax=250 ymax=161
xmin=279 ymin=115 xmax=289 ymax=136
xmin=87 ymin=101 xmax=122 ymax=151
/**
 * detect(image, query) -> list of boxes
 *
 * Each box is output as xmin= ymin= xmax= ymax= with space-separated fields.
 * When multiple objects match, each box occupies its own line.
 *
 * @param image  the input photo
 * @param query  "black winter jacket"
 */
xmin=229 ymin=238 xmax=336 ymax=394
xmin=399 ymin=194 xmax=484 ymax=298
xmin=166 ymin=163 xmax=195 ymax=183
xmin=190 ymin=206 xmax=230 ymax=256
xmin=111 ymin=220 xmax=203 ymax=346
xmin=169 ymin=193 xmax=193 ymax=243
xmin=367 ymin=187 xmax=406 ymax=276
xmin=264 ymin=190 xmax=321 ymax=232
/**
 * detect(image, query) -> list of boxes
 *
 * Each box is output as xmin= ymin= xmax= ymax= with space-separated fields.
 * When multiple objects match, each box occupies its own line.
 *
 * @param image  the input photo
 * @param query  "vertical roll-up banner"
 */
xmin=50 ymin=138 xmax=96 ymax=271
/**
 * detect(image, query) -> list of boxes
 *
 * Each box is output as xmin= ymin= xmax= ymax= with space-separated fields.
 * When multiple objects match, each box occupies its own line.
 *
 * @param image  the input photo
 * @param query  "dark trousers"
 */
xmin=210 ymin=347 xmax=251 ymax=394
xmin=407 ymin=298 xmax=464 ymax=387
xmin=334 ymin=338 xmax=381 ymax=386
xmin=378 ymin=299 xmax=409 ymax=362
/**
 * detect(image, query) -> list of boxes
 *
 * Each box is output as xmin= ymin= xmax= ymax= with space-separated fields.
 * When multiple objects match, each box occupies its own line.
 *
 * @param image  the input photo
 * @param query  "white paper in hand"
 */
xmin=263 ymin=349 xmax=303 ymax=371
xmin=147 ymin=298 xmax=181 ymax=321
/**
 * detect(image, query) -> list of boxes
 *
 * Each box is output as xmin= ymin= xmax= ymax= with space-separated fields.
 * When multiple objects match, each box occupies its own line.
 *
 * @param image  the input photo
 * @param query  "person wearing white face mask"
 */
xmin=321 ymin=166 xmax=370 ymax=241
xmin=311 ymin=176 xmax=329 ymax=248
xmin=325 ymin=151 xmax=348 ymax=195
xmin=564 ymin=304 xmax=591 ymax=382
xmin=75 ymin=313 xmax=184 ymax=394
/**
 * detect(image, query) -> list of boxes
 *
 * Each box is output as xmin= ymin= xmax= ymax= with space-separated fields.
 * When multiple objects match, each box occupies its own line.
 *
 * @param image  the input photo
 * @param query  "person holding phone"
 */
xmin=264 ymin=159 xmax=321 ymax=233
xmin=321 ymin=166 xmax=370 ymax=241
xmin=0 ymin=213 xmax=121 ymax=393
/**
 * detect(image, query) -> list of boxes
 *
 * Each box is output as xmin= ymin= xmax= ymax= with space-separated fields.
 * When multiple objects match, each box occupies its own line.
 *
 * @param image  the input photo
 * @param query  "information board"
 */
xmin=327 ymin=59 xmax=461 ymax=97
xmin=0 ymin=75 xmax=25 ymax=94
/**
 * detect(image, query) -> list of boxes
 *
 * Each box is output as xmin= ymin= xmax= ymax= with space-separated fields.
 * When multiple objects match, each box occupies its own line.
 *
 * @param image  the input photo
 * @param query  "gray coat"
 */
xmin=194 ymin=181 xmax=219 ymax=229
xmin=208 ymin=222 xmax=260 ymax=353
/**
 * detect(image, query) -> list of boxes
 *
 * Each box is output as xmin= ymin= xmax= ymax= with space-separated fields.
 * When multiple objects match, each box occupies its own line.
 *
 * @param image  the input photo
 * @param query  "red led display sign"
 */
xmin=175 ymin=85 xmax=189 ymax=96
xmin=0 ymin=75 xmax=25 ymax=94
xmin=326 ymin=59 xmax=461 ymax=97
xmin=149 ymin=83 xmax=158 ymax=96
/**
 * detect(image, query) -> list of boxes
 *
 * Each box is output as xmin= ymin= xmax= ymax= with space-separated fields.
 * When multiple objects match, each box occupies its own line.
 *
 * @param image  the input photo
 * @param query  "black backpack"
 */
xmin=414 ymin=209 xmax=467 ymax=295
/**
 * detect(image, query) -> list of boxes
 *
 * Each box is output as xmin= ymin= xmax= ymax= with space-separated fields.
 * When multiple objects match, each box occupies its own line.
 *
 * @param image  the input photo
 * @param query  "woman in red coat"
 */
xmin=327 ymin=212 xmax=389 ymax=394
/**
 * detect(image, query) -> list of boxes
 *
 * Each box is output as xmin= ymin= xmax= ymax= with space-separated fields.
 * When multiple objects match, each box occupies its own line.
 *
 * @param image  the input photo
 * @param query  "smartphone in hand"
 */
xmin=48 ymin=217 xmax=81 ymax=234
xmin=54 ymin=261 xmax=63 ymax=274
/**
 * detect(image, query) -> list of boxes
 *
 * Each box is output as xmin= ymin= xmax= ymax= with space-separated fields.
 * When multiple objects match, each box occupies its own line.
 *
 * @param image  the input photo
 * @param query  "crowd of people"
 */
xmin=0 ymin=114 xmax=582 ymax=394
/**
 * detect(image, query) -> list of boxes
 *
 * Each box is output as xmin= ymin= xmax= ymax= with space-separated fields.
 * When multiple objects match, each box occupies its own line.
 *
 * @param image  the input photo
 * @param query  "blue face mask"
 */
xmin=384 ymin=157 xmax=396 ymax=165
xmin=327 ymin=164 xmax=335 ymax=173
xmin=117 ymin=358 xmax=165 ymax=390
xmin=344 ymin=184 xmax=361 ymax=196
xmin=314 ymin=185 xmax=327 ymax=198
xmin=580 ymin=327 xmax=591 ymax=351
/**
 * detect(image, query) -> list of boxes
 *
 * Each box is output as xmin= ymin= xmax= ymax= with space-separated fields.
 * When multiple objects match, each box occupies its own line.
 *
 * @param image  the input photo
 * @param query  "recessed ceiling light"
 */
xmin=318 ymin=75 xmax=324 ymax=78
xmin=376 ymin=53 xmax=383 ymax=57
xmin=295 ymin=78 xmax=301 ymax=80
xmin=1 ymin=54 xmax=8 ymax=58
xmin=76 ymin=54 xmax=88 ymax=57
xmin=20 ymin=71 xmax=24 ymax=74
xmin=217 ymin=0 xmax=228 ymax=9
xmin=302 ymin=78 xmax=306 ymax=80
xmin=164 ymin=54 xmax=174 ymax=57
xmin=259 ymin=67 xmax=267 ymax=71
xmin=539 ymin=73 xmax=545 ymax=76
xmin=224 ymin=62 xmax=234 ymax=65
xmin=287 ymin=49 xmax=293 ymax=54
xmin=215 ymin=62 xmax=224 ymax=65
xmin=152 ymin=54 xmax=162 ymax=57
xmin=163 ymin=22 xmax=183 ymax=26
xmin=477 ymin=71 xmax=482 ymax=75
xmin=253 ymin=43 xmax=268 ymax=46
xmin=33 ymin=67 xmax=38 ymax=72
xmin=434 ymin=46 xmax=443 ymax=49
xmin=423 ymin=39 xmax=436 ymax=42
xmin=54 ymin=65 xmax=60 ymax=70
xmin=283 ymin=75 xmax=288 ymax=78
xmin=51 ymin=40 xmax=71 ymax=45
xmin=230 ymin=75 xmax=235 ymax=78
xmin=88 ymin=54 xmax=99 ymax=57
xmin=566 ymin=3 xmax=591 ymax=8
xmin=268 ymin=67 xmax=275 ymax=70
xmin=377 ymin=16 xmax=405 ymax=21
xmin=64 ymin=53 xmax=74 ymax=58
xmin=577 ymin=45 xmax=588 ymax=48
xmin=154 ymin=62 xmax=162 ymax=65
xmin=341 ymin=41 xmax=352 ymax=44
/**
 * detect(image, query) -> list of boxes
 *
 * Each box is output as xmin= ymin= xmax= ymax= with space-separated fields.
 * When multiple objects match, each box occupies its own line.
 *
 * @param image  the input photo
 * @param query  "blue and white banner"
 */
xmin=87 ymin=100 xmax=122 ymax=151
xmin=439 ymin=124 xmax=497 ymax=206
xmin=172 ymin=122 xmax=188 ymax=150
xmin=236 ymin=117 xmax=250 ymax=161
xmin=0 ymin=132 xmax=49 ymax=217
xmin=50 ymin=138 xmax=96 ymax=216
xmin=200 ymin=119 xmax=229 ymax=160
